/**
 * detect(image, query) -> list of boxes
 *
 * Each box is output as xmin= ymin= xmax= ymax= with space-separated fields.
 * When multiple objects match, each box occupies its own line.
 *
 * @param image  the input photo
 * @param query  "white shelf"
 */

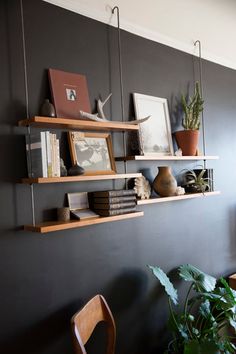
xmin=137 ymin=191 xmax=221 ymax=205
xmin=116 ymin=155 xmax=219 ymax=161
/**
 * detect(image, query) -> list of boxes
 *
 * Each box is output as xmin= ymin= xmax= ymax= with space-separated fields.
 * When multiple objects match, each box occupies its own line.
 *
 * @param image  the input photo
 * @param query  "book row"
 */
xmin=26 ymin=131 xmax=60 ymax=178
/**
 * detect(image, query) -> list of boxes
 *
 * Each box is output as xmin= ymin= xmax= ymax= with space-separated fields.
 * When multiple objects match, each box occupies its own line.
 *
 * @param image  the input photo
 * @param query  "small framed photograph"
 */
xmin=133 ymin=93 xmax=174 ymax=156
xmin=68 ymin=132 xmax=116 ymax=175
xmin=48 ymin=69 xmax=91 ymax=119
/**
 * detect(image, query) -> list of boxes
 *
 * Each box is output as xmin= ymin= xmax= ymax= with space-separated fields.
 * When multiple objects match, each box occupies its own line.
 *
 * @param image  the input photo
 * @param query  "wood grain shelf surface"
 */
xmin=21 ymin=173 xmax=142 ymax=184
xmin=116 ymin=155 xmax=219 ymax=161
xmin=24 ymin=211 xmax=144 ymax=233
xmin=18 ymin=116 xmax=139 ymax=132
xmin=137 ymin=191 xmax=221 ymax=205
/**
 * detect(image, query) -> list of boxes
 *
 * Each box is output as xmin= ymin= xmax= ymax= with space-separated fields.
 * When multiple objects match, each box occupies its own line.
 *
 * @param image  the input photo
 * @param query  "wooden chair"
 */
xmin=71 ymin=294 xmax=116 ymax=354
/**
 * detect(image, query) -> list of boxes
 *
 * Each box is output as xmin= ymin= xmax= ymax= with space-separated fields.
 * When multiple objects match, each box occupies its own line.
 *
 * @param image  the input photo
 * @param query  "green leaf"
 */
xmin=199 ymin=299 xmax=211 ymax=318
xmin=148 ymin=265 xmax=178 ymax=305
xmin=220 ymin=277 xmax=236 ymax=302
xmin=178 ymin=264 xmax=216 ymax=292
xmin=184 ymin=340 xmax=220 ymax=354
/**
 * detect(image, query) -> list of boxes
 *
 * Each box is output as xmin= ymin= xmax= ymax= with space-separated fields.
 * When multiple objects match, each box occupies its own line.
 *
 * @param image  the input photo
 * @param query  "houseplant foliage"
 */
xmin=148 ymin=264 xmax=236 ymax=353
xmin=175 ymin=82 xmax=204 ymax=156
xmin=181 ymin=81 xmax=203 ymax=130
xmin=182 ymin=168 xmax=211 ymax=193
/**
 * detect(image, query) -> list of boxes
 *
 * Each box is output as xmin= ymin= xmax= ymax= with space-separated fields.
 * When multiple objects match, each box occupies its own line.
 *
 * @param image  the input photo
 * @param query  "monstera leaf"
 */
xmin=148 ymin=266 xmax=178 ymax=305
xmin=179 ymin=264 xmax=216 ymax=292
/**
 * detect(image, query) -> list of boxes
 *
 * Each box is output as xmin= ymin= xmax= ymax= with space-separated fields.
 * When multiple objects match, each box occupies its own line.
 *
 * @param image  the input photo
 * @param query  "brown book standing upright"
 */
xmin=48 ymin=69 xmax=91 ymax=119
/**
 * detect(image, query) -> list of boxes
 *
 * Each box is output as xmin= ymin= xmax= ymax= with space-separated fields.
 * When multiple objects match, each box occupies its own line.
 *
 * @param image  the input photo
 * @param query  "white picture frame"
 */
xmin=133 ymin=93 xmax=174 ymax=156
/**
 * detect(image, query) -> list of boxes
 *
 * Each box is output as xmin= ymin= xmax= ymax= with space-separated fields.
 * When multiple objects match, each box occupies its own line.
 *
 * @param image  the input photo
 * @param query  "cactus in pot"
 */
xmin=175 ymin=82 xmax=204 ymax=156
xmin=181 ymin=81 xmax=203 ymax=130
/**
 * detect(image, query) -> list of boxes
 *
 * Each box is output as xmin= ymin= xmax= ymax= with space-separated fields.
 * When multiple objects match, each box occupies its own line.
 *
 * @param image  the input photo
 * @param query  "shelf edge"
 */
xmin=18 ymin=116 xmax=139 ymax=131
xmin=20 ymin=173 xmax=142 ymax=184
xmin=23 ymin=211 xmax=144 ymax=233
xmin=137 ymin=191 xmax=221 ymax=205
xmin=116 ymin=155 xmax=219 ymax=161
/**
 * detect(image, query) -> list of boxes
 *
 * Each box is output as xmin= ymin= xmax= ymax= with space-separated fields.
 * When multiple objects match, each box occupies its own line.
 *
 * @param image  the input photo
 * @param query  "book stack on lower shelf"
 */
xmin=89 ymin=189 xmax=137 ymax=216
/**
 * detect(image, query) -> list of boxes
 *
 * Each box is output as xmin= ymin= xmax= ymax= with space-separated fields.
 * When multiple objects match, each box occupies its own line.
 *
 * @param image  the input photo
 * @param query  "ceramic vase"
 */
xmin=174 ymin=130 xmax=199 ymax=156
xmin=40 ymin=99 xmax=56 ymax=117
xmin=153 ymin=166 xmax=177 ymax=197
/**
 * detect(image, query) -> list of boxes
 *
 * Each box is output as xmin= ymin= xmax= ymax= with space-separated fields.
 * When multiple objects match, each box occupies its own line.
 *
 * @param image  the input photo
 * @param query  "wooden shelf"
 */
xmin=137 ymin=191 xmax=221 ymax=205
xmin=23 ymin=211 xmax=144 ymax=233
xmin=21 ymin=173 xmax=142 ymax=184
xmin=116 ymin=155 xmax=219 ymax=161
xmin=18 ymin=116 xmax=139 ymax=132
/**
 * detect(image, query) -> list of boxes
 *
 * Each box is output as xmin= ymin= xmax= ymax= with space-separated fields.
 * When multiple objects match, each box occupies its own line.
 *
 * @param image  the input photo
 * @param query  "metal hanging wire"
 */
xmin=112 ymin=6 xmax=128 ymax=182
xmin=194 ymin=40 xmax=206 ymax=169
xmin=20 ymin=0 xmax=36 ymax=225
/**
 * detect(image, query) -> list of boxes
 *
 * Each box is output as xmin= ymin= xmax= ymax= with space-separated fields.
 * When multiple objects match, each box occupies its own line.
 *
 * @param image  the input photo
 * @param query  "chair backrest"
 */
xmin=71 ymin=294 xmax=116 ymax=354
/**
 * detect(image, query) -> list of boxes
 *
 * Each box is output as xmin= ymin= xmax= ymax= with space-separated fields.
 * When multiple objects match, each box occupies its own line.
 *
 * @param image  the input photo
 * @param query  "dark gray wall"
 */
xmin=1 ymin=1 xmax=236 ymax=353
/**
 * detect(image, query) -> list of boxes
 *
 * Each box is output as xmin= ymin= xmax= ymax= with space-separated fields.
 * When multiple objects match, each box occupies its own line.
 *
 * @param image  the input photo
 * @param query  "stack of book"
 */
xmin=88 ymin=189 xmax=137 ymax=216
xmin=25 ymin=131 xmax=60 ymax=178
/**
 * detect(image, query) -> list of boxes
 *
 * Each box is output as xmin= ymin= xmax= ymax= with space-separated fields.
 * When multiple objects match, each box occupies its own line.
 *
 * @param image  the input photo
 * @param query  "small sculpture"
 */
xmin=134 ymin=176 xmax=151 ymax=200
xmin=175 ymin=186 xmax=185 ymax=196
xmin=40 ymin=99 xmax=56 ymax=117
xmin=175 ymin=148 xmax=182 ymax=156
xmin=80 ymin=93 xmax=150 ymax=125
xmin=68 ymin=164 xmax=85 ymax=176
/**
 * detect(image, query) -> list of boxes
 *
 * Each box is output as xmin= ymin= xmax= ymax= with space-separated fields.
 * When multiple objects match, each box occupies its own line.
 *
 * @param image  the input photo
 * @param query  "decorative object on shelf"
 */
xmin=134 ymin=176 xmax=151 ymax=200
xmin=80 ymin=93 xmax=150 ymax=125
xmin=148 ymin=263 xmax=236 ymax=354
xmin=48 ymin=69 xmax=91 ymax=119
xmin=152 ymin=166 xmax=177 ymax=197
xmin=133 ymin=93 xmax=174 ymax=156
xmin=174 ymin=148 xmax=182 ymax=156
xmin=182 ymin=168 xmax=212 ymax=193
xmin=57 ymin=207 xmax=70 ymax=222
xmin=67 ymin=192 xmax=98 ymax=219
xmin=68 ymin=163 xmax=85 ymax=176
xmin=68 ymin=131 xmax=116 ymax=175
xmin=39 ymin=99 xmax=56 ymax=117
xmin=60 ymin=158 xmax=67 ymax=176
xmin=175 ymin=186 xmax=185 ymax=196
xmin=175 ymin=81 xmax=204 ymax=156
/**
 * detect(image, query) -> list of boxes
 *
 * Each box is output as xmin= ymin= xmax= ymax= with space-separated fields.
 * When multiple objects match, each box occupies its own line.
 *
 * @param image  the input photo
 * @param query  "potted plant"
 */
xmin=182 ymin=168 xmax=212 ymax=193
xmin=148 ymin=263 xmax=236 ymax=353
xmin=175 ymin=82 xmax=204 ymax=156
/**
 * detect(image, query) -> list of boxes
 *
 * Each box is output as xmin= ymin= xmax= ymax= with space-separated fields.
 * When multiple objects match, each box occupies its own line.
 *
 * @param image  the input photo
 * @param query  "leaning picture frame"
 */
xmin=48 ymin=69 xmax=91 ymax=119
xmin=68 ymin=131 xmax=116 ymax=175
xmin=133 ymin=93 xmax=174 ymax=156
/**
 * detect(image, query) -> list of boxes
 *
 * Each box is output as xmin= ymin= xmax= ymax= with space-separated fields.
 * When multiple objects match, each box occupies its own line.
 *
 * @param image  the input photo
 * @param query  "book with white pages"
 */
xmin=67 ymin=192 xmax=99 ymax=220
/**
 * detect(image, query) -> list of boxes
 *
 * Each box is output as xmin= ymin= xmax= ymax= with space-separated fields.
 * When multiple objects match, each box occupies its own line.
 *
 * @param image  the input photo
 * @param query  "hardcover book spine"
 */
xmin=93 ymin=206 xmax=137 ymax=216
xmin=50 ymin=133 xmax=55 ymax=177
xmin=40 ymin=131 xmax=48 ymax=177
xmin=25 ymin=133 xmax=43 ymax=178
xmin=92 ymin=201 xmax=136 ymax=210
xmin=45 ymin=131 xmax=52 ymax=177
xmin=90 ymin=189 xmax=136 ymax=198
xmin=92 ymin=195 xmax=137 ymax=204
xmin=55 ymin=138 xmax=60 ymax=177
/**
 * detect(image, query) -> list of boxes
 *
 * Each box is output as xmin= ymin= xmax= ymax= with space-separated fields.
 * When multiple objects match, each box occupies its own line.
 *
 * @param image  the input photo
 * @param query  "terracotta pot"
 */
xmin=153 ymin=166 xmax=177 ymax=197
xmin=175 ymin=130 xmax=199 ymax=156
